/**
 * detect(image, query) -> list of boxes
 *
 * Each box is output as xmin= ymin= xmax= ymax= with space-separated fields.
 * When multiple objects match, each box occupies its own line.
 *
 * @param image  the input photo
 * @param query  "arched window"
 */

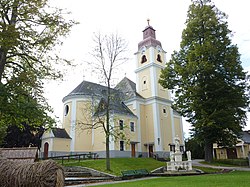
xmin=141 ymin=55 xmax=147 ymax=64
xmin=157 ymin=54 xmax=162 ymax=62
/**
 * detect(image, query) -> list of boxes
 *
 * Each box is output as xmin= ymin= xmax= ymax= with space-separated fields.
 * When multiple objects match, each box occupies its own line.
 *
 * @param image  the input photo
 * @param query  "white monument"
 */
xmin=166 ymin=136 xmax=192 ymax=171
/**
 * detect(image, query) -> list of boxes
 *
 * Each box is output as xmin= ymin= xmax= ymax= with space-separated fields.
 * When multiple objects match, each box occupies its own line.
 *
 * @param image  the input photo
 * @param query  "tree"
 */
xmin=159 ymin=0 xmax=249 ymax=162
xmin=185 ymin=137 xmax=204 ymax=159
xmin=0 ymin=0 xmax=76 ymax=138
xmin=1 ymin=123 xmax=44 ymax=148
xmin=85 ymin=32 xmax=128 ymax=170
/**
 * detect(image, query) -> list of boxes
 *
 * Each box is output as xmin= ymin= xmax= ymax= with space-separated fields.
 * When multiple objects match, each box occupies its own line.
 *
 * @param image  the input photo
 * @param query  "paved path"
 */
xmin=192 ymin=159 xmax=250 ymax=171
xmin=65 ymin=177 xmax=159 ymax=187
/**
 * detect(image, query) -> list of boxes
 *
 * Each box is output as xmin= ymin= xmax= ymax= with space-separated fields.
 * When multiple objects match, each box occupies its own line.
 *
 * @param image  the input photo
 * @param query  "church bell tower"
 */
xmin=135 ymin=21 xmax=170 ymax=100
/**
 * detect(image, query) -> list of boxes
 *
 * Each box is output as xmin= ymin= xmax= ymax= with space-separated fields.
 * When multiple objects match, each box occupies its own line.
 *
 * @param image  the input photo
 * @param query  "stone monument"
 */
xmin=166 ymin=136 xmax=192 ymax=171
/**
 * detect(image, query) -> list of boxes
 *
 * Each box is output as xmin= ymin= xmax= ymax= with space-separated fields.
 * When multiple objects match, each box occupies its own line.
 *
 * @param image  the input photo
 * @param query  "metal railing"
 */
xmin=44 ymin=152 xmax=98 ymax=164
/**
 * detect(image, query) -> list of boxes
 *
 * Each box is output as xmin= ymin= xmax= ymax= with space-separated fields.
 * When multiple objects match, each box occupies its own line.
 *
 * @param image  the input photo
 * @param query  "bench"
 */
xmin=121 ymin=169 xmax=150 ymax=179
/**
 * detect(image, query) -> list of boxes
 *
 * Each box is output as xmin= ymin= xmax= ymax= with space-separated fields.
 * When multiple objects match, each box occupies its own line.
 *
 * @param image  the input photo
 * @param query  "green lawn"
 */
xmin=93 ymin=171 xmax=250 ymax=187
xmin=201 ymin=159 xmax=249 ymax=167
xmin=62 ymin=158 xmax=166 ymax=176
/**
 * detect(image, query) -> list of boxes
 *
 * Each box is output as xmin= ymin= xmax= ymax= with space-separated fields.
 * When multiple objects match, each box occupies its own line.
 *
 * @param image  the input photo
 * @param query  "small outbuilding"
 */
xmin=0 ymin=147 xmax=38 ymax=163
xmin=40 ymin=128 xmax=71 ymax=158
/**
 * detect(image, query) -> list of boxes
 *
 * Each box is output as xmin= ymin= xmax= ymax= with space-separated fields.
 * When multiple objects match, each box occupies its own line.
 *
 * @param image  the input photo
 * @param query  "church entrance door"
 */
xmin=131 ymin=144 xmax=136 ymax=157
xmin=44 ymin=142 xmax=49 ymax=159
xmin=149 ymin=145 xmax=153 ymax=157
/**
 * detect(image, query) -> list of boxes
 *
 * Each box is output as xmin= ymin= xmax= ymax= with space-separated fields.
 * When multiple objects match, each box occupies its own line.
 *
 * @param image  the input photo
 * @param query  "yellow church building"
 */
xmin=41 ymin=24 xmax=184 ymax=158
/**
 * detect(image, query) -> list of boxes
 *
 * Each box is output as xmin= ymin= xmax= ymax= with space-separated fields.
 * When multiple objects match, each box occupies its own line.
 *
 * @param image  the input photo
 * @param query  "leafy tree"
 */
xmin=0 ymin=0 xmax=77 ymax=141
xmin=159 ymin=0 xmax=249 ymax=162
xmin=1 ymin=123 xmax=44 ymax=148
xmin=185 ymin=137 xmax=204 ymax=159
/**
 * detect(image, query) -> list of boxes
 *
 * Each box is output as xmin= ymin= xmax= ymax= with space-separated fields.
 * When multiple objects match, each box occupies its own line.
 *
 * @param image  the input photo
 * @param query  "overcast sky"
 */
xmin=45 ymin=0 xmax=250 ymax=136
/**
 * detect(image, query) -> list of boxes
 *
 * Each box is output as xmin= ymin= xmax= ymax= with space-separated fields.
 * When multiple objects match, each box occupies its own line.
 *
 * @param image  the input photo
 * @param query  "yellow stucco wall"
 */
xmin=52 ymin=138 xmax=71 ymax=152
xmin=74 ymin=100 xmax=93 ymax=151
xmin=158 ymin=104 xmax=173 ymax=152
xmin=215 ymin=148 xmax=228 ymax=159
xmin=138 ymin=68 xmax=152 ymax=98
xmin=92 ymin=123 xmax=106 ymax=151
xmin=140 ymin=104 xmax=155 ymax=153
xmin=156 ymin=68 xmax=170 ymax=100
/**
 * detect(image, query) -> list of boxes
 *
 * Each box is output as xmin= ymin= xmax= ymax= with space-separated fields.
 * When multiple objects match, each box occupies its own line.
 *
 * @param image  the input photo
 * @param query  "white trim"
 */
xmin=150 ymin=66 xmax=156 ymax=97
xmin=63 ymin=95 xmax=97 ymax=103
xmin=180 ymin=117 xmax=184 ymax=147
xmin=149 ymin=46 xmax=159 ymax=97
xmin=149 ymin=46 xmax=155 ymax=63
xmin=136 ymin=102 xmax=142 ymax=152
xmin=70 ymin=99 xmax=76 ymax=152
xmin=135 ymin=61 xmax=164 ymax=74
xmin=170 ymin=108 xmax=176 ymax=143
xmin=135 ymin=54 xmax=140 ymax=92
xmin=153 ymin=102 xmax=162 ymax=151
xmin=109 ymin=115 xmax=115 ymax=150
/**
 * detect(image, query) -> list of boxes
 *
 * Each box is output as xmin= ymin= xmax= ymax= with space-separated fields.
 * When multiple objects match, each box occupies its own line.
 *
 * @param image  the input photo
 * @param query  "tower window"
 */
xmin=157 ymin=54 xmax=162 ymax=62
xmin=162 ymin=106 xmax=168 ymax=117
xmin=142 ymin=76 xmax=148 ymax=90
xmin=141 ymin=55 xmax=147 ymax=64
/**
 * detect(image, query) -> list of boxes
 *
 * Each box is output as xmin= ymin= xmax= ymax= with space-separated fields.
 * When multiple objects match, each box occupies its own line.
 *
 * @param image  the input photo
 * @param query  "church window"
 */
xmin=142 ymin=76 xmax=148 ymax=90
xmin=157 ymin=54 xmax=162 ymax=62
xmin=163 ymin=108 xmax=166 ymax=114
xmin=130 ymin=122 xmax=135 ymax=132
xmin=119 ymin=120 xmax=124 ymax=130
xmin=141 ymin=55 xmax=147 ymax=64
xmin=120 ymin=141 xmax=124 ymax=151
xmin=64 ymin=105 xmax=69 ymax=116
xmin=162 ymin=106 xmax=168 ymax=117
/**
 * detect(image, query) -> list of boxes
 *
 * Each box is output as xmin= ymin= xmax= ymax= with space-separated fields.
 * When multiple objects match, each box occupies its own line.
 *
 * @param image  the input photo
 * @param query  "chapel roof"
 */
xmin=240 ymin=131 xmax=250 ymax=144
xmin=51 ymin=128 xmax=71 ymax=139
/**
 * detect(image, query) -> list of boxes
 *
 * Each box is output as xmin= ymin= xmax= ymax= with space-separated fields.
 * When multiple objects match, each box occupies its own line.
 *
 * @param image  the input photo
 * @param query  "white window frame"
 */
xmin=130 ymin=121 xmax=135 ymax=132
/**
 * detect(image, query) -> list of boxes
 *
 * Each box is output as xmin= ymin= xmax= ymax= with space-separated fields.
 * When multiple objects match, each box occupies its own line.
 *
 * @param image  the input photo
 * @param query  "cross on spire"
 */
xmin=147 ymin=18 xmax=150 ymax=26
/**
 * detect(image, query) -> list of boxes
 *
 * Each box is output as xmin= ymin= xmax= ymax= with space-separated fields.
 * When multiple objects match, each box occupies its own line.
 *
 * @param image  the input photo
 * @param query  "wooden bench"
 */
xmin=121 ymin=169 xmax=150 ymax=179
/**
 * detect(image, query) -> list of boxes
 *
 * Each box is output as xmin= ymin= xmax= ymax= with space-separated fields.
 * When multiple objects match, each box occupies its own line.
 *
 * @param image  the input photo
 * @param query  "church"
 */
xmin=41 ymin=23 xmax=184 ymax=158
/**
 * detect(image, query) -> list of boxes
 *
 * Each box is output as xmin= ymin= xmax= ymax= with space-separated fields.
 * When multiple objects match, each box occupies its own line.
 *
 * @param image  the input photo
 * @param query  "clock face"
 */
xmin=140 ymin=46 xmax=146 ymax=54
xmin=157 ymin=45 xmax=162 ymax=52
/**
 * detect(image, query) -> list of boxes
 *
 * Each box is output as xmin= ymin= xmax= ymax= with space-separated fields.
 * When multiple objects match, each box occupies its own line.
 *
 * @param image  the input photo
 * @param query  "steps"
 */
xmin=64 ymin=166 xmax=115 ymax=186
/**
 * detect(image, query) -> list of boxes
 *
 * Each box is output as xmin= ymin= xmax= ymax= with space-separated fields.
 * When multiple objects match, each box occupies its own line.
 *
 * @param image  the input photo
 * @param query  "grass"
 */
xmin=192 ymin=166 xmax=221 ymax=173
xmin=93 ymin=171 xmax=250 ymax=187
xmin=62 ymin=158 xmax=166 ymax=176
xmin=201 ymin=158 xmax=249 ymax=167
